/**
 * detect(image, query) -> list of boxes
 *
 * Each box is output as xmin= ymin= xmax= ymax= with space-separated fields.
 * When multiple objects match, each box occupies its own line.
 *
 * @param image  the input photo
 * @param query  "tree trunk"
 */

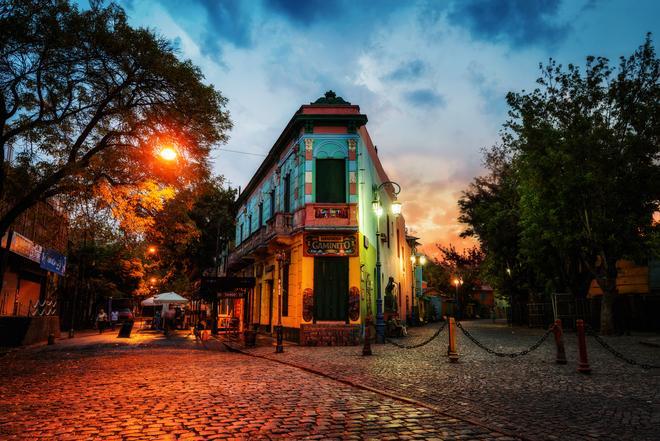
xmin=597 ymin=263 xmax=618 ymax=335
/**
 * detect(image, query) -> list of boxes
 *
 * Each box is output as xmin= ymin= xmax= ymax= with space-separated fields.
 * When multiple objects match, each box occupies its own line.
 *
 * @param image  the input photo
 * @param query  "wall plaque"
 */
xmin=315 ymin=207 xmax=349 ymax=218
xmin=304 ymin=234 xmax=358 ymax=257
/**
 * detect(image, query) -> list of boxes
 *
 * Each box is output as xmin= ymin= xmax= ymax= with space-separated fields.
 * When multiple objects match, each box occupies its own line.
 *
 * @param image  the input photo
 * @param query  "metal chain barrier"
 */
xmin=455 ymin=321 xmax=555 ymax=358
xmin=585 ymin=325 xmax=660 ymax=369
xmin=385 ymin=320 xmax=447 ymax=349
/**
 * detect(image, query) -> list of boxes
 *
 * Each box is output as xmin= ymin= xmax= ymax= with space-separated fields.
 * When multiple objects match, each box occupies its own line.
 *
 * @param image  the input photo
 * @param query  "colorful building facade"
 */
xmin=227 ymin=92 xmax=414 ymax=345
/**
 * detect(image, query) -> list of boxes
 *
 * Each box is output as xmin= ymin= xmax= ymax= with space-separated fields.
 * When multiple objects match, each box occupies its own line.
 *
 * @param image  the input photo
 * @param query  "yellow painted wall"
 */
xmin=589 ymin=260 xmax=650 ymax=296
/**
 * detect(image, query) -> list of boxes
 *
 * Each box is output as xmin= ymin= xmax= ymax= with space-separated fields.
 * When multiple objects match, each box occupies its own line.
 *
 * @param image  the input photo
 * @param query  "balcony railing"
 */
xmin=228 ymin=212 xmax=293 ymax=266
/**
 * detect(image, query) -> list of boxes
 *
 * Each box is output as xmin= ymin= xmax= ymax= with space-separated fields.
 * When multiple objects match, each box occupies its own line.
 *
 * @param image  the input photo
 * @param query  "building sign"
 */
xmin=217 ymin=290 xmax=247 ymax=299
xmin=40 ymin=248 xmax=67 ymax=275
xmin=200 ymin=276 xmax=255 ymax=298
xmin=315 ymin=207 xmax=348 ymax=219
xmin=304 ymin=234 xmax=357 ymax=257
xmin=1 ymin=231 xmax=42 ymax=263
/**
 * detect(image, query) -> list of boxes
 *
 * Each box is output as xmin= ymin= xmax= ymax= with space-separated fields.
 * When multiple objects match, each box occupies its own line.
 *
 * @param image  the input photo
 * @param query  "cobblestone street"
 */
xmin=243 ymin=320 xmax=660 ymax=441
xmin=0 ymin=330 xmax=517 ymax=440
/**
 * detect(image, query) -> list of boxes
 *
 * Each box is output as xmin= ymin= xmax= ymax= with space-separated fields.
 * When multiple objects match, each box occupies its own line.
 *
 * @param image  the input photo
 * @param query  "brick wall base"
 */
xmin=300 ymin=324 xmax=361 ymax=346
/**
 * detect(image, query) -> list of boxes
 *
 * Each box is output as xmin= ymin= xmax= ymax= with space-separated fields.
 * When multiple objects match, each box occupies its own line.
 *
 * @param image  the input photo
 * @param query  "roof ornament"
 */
xmin=312 ymin=90 xmax=350 ymax=105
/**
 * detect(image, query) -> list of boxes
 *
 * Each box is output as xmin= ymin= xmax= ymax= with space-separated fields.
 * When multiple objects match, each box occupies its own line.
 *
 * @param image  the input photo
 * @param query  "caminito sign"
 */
xmin=304 ymin=234 xmax=357 ymax=257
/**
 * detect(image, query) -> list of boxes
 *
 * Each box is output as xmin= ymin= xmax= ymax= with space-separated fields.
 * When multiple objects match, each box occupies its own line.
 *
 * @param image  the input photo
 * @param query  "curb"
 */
xmin=223 ymin=341 xmax=529 ymax=441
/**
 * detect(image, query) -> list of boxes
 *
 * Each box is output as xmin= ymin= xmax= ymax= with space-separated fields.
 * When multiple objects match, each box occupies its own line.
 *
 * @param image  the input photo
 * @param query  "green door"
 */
xmin=313 ymin=257 xmax=348 ymax=322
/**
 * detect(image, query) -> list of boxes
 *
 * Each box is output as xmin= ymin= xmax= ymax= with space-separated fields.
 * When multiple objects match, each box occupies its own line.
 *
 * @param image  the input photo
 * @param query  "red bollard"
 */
xmin=362 ymin=317 xmax=373 ymax=356
xmin=576 ymin=319 xmax=591 ymax=374
xmin=553 ymin=319 xmax=567 ymax=364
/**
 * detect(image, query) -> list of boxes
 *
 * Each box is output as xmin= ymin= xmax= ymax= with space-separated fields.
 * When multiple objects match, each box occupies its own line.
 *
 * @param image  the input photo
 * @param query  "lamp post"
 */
xmin=372 ymin=181 xmax=402 ymax=343
xmin=453 ymin=277 xmax=463 ymax=319
xmin=410 ymin=253 xmax=426 ymax=325
xmin=275 ymin=252 xmax=287 ymax=353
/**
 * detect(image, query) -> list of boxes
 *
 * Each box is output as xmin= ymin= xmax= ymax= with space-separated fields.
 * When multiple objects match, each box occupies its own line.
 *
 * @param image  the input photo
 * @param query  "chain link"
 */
xmin=585 ymin=325 xmax=660 ymax=369
xmin=385 ymin=320 xmax=447 ymax=349
xmin=455 ymin=321 xmax=554 ymax=358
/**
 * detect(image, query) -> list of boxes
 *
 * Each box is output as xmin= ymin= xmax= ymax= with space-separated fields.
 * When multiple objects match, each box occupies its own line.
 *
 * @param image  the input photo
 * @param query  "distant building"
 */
xmin=227 ymin=91 xmax=414 ymax=345
xmin=0 ymin=200 xmax=68 ymax=345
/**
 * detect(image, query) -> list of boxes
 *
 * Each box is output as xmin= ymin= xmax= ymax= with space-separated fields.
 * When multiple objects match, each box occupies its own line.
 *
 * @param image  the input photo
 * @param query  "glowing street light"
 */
xmin=147 ymin=246 xmax=157 ymax=254
xmin=159 ymin=146 xmax=177 ymax=161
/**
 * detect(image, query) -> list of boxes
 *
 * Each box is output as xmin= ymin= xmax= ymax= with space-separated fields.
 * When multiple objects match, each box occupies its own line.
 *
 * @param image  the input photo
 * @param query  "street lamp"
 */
xmin=147 ymin=246 xmax=157 ymax=255
xmin=410 ymin=253 xmax=426 ymax=326
xmin=453 ymin=277 xmax=463 ymax=319
xmin=158 ymin=146 xmax=178 ymax=161
xmin=372 ymin=181 xmax=402 ymax=343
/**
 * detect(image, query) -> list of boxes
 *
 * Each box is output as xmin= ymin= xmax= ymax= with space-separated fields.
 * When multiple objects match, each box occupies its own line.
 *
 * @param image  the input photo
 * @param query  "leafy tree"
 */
xmin=0 ymin=0 xmax=231 ymax=237
xmin=146 ymin=178 xmax=236 ymax=296
xmin=435 ymin=244 xmax=484 ymax=318
xmin=461 ymin=36 xmax=659 ymax=333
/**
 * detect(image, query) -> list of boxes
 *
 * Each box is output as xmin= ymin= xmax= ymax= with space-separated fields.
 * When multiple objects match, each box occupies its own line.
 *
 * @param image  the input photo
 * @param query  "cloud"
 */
xmin=447 ymin=0 xmax=570 ymax=48
xmin=384 ymin=59 xmax=426 ymax=81
xmin=267 ymin=0 xmax=343 ymax=25
xmin=403 ymin=89 xmax=446 ymax=107
xmin=152 ymin=0 xmax=254 ymax=62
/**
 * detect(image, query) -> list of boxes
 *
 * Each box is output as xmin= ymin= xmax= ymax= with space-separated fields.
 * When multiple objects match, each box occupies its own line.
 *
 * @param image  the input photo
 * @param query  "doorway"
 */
xmin=313 ymin=257 xmax=349 ymax=322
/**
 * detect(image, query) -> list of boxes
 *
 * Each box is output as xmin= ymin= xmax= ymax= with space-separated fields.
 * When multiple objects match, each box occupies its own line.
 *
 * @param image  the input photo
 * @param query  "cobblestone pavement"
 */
xmin=244 ymin=321 xmax=660 ymax=441
xmin=0 ymin=331 xmax=519 ymax=440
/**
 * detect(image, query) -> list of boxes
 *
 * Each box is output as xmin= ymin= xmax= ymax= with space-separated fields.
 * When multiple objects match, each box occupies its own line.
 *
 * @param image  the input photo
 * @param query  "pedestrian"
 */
xmin=96 ymin=308 xmax=108 ymax=334
xmin=110 ymin=310 xmax=119 ymax=330
xmin=154 ymin=310 xmax=161 ymax=330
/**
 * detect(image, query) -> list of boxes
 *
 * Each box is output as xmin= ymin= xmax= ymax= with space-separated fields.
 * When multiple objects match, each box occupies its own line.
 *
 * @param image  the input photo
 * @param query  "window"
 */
xmin=240 ymin=224 xmax=244 ymax=242
xmin=269 ymin=190 xmax=276 ymax=219
xmin=315 ymin=159 xmax=346 ymax=203
xmin=283 ymin=174 xmax=291 ymax=212
xmin=386 ymin=214 xmax=391 ymax=248
xmin=396 ymin=228 xmax=400 ymax=257
xmin=248 ymin=215 xmax=252 ymax=235
xmin=282 ymin=259 xmax=290 ymax=317
xmin=258 ymin=202 xmax=263 ymax=227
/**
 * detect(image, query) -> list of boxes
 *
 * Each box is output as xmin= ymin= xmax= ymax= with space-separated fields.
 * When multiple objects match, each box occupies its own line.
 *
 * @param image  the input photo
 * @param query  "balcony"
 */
xmin=228 ymin=212 xmax=293 ymax=268
xmin=302 ymin=203 xmax=357 ymax=229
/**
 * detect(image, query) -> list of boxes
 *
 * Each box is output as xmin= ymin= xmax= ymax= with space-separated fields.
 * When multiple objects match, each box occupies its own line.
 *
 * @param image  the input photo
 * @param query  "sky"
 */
xmin=113 ymin=0 xmax=658 ymax=257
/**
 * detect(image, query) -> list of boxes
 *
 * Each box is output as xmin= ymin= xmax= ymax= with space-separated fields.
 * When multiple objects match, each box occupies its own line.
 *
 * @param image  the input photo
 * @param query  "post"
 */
xmin=375 ymin=232 xmax=385 ymax=343
xmin=576 ymin=319 xmax=591 ymax=374
xmin=362 ymin=316 xmax=373 ymax=356
xmin=275 ymin=252 xmax=284 ymax=353
xmin=447 ymin=317 xmax=459 ymax=362
xmin=553 ymin=319 xmax=567 ymax=364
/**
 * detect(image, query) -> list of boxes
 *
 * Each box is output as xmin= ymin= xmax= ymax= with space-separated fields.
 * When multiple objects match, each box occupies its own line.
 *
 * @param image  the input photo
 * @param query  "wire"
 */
xmin=216 ymin=148 xmax=266 ymax=157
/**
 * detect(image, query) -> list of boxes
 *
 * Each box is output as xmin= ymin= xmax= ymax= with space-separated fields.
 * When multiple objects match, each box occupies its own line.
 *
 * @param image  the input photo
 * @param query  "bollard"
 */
xmin=68 ymin=328 xmax=75 ymax=338
xmin=47 ymin=333 xmax=55 ymax=345
xmin=576 ymin=319 xmax=591 ymax=374
xmin=275 ymin=325 xmax=284 ymax=354
xmin=362 ymin=317 xmax=373 ymax=356
xmin=447 ymin=317 xmax=459 ymax=363
xmin=553 ymin=319 xmax=567 ymax=364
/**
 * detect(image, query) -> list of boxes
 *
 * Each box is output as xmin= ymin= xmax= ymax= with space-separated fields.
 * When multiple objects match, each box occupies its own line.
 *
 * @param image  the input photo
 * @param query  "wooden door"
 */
xmin=313 ymin=257 xmax=348 ymax=322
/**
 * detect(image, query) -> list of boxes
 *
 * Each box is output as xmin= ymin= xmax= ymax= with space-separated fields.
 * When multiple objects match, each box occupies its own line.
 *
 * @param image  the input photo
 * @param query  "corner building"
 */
xmin=228 ymin=92 xmax=414 ymax=345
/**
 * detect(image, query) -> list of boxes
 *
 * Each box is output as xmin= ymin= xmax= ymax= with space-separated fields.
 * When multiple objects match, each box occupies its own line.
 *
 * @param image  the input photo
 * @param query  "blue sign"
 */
xmin=40 ymin=248 xmax=67 ymax=275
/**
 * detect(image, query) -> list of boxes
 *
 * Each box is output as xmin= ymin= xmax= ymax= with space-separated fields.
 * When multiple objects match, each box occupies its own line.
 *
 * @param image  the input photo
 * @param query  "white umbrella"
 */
xmin=141 ymin=296 xmax=156 ymax=306
xmin=153 ymin=292 xmax=188 ymax=305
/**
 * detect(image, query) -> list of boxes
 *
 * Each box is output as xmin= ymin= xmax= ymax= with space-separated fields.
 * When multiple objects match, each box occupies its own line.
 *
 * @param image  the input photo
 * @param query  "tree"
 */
xmin=435 ymin=244 xmax=484 ymax=318
xmin=461 ymin=36 xmax=659 ymax=333
xmin=0 ymin=0 xmax=231 ymax=237
xmin=145 ymin=178 xmax=236 ymax=295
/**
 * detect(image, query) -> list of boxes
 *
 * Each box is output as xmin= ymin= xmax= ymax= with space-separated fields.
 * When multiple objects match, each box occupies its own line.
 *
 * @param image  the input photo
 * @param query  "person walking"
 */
xmin=96 ymin=309 xmax=108 ymax=334
xmin=110 ymin=310 xmax=119 ymax=330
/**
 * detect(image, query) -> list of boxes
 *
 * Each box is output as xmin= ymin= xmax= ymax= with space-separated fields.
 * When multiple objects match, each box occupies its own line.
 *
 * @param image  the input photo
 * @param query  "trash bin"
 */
xmin=244 ymin=330 xmax=257 ymax=348
xmin=117 ymin=320 xmax=134 ymax=338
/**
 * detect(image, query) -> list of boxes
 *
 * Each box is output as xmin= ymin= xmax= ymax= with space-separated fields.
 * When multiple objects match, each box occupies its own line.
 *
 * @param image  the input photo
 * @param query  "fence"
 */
xmin=383 ymin=318 xmax=660 ymax=371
